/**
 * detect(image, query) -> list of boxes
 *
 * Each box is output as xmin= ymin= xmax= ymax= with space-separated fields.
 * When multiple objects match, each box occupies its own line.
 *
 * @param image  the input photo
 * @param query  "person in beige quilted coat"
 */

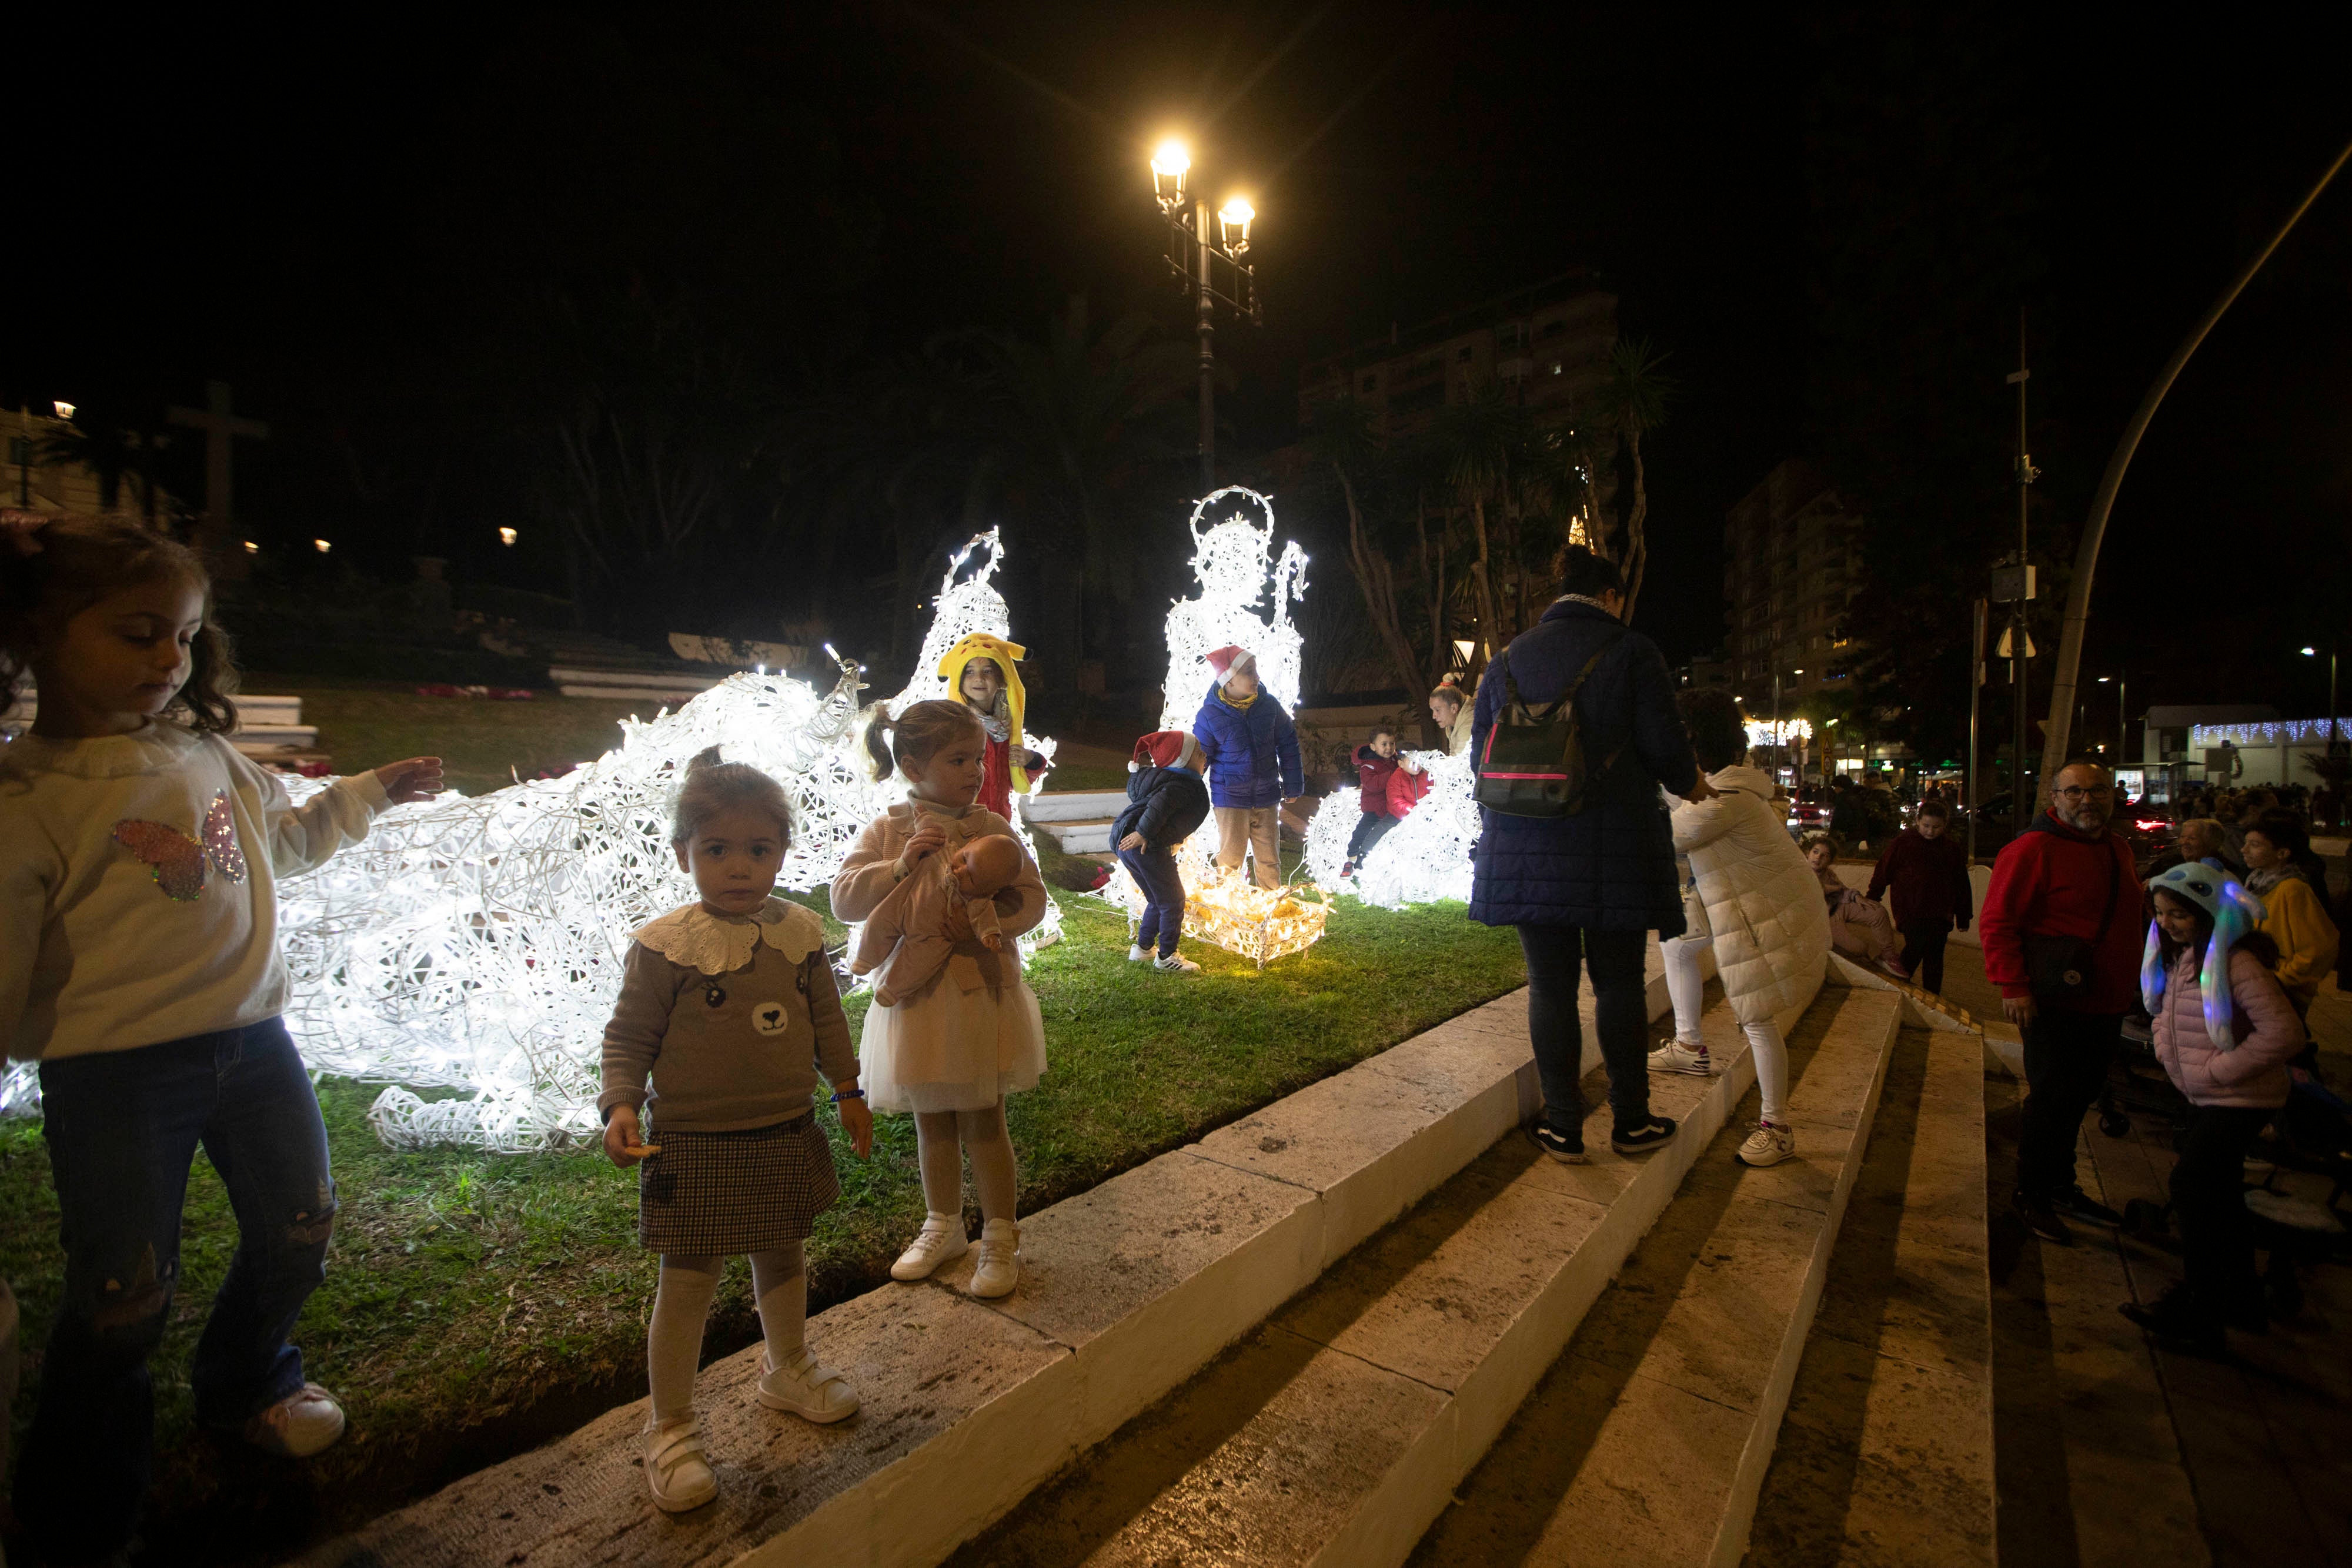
xmin=1650 ymin=690 xmax=1831 ymax=1167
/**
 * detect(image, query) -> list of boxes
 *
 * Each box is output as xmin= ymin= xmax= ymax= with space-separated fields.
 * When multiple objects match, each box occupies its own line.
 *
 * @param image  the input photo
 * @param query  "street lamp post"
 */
xmin=1151 ymin=139 xmax=1262 ymax=494
xmin=2303 ymin=643 xmax=2343 ymax=758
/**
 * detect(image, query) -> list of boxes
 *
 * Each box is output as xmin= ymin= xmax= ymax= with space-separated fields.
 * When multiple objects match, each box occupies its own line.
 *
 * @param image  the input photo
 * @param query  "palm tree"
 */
xmin=1589 ymin=337 xmax=1676 ymax=617
xmin=37 ymin=420 xmax=165 ymax=517
xmin=953 ymin=298 xmax=1193 ymax=700
xmin=1307 ymin=396 xmax=1430 ymax=705
xmin=1433 ymin=380 xmax=1534 ymax=664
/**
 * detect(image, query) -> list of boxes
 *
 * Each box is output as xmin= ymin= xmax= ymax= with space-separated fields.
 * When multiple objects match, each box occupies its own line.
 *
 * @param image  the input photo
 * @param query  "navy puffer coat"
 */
xmin=1467 ymin=599 xmax=1699 ymax=932
xmin=1191 ymin=683 xmax=1303 ymax=810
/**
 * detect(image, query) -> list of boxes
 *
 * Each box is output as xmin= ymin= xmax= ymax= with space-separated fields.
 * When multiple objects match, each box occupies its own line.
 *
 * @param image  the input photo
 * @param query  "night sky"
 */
xmin=9 ymin=5 xmax=2348 ymax=718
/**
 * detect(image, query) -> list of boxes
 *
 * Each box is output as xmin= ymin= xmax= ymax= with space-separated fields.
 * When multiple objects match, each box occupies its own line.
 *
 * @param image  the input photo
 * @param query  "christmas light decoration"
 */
xmin=1104 ymin=487 xmax=1328 ymax=964
xmin=1302 ymin=748 xmax=1481 ymax=908
xmin=1168 ymin=864 xmax=1329 ymax=968
xmin=0 ymin=533 xmax=1060 ymax=1146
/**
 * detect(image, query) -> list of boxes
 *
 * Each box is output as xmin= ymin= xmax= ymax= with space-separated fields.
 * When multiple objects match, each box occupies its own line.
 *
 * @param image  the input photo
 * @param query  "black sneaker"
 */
xmin=2053 ymin=1186 xmax=2123 ymax=1226
xmin=2122 ymin=1285 xmax=2226 ymax=1357
xmin=1611 ymin=1116 xmax=1678 ymax=1155
xmin=1525 ymin=1120 xmax=1590 ymax=1165
xmin=2013 ymin=1191 xmax=2075 ymax=1246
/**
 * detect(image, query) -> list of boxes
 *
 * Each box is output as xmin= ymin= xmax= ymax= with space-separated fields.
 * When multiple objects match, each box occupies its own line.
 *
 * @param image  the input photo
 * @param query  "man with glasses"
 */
xmin=1980 ymin=759 xmax=2147 ymax=1243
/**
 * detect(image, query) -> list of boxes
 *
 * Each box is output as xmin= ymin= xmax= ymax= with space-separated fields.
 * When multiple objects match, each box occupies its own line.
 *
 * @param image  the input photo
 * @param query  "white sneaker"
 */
xmin=243 ymin=1381 xmax=346 ymax=1458
xmin=969 ymin=1218 xmax=1020 ymax=1299
xmin=1127 ymin=943 xmax=1151 ymax=962
xmin=1648 ymin=1041 xmax=1713 ymax=1076
xmin=890 ymin=1212 xmax=970 ymax=1281
xmin=643 ymin=1415 xmax=717 ymax=1512
xmin=1736 ymin=1120 xmax=1797 ymax=1168
xmin=755 ymin=1345 xmax=859 ymax=1423
xmin=1154 ymin=953 xmax=1201 ymax=974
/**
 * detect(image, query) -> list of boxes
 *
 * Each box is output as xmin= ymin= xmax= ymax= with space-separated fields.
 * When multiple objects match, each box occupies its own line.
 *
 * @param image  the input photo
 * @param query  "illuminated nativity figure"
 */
xmin=1108 ymin=486 xmax=1328 ymax=965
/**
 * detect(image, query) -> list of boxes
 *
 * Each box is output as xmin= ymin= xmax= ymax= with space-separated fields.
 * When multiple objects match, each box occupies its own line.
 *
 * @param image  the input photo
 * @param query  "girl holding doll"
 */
xmin=2127 ymin=861 xmax=2303 ymax=1355
xmin=831 ymin=700 xmax=1048 ymax=1300
xmin=0 ymin=513 xmax=442 ymax=1563
xmin=599 ymin=747 xmax=874 ymax=1513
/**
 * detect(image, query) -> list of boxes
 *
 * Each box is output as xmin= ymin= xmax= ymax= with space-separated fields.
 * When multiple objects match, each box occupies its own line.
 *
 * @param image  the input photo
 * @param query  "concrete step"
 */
xmin=944 ymin=974 xmax=1866 ymax=1568
xmin=1744 ymin=1025 xmax=1996 ymax=1566
xmin=1018 ymin=789 xmax=1129 ymax=825
xmin=301 ymin=947 xmax=1694 ymax=1568
xmin=1020 ymin=790 xmax=1127 ymax=854
xmin=1406 ymin=983 xmax=1904 ymax=1568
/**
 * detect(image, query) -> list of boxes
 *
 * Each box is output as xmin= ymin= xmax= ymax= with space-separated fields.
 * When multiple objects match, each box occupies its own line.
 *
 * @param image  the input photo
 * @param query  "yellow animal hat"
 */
xmin=938 ymin=633 xmax=1033 ymax=794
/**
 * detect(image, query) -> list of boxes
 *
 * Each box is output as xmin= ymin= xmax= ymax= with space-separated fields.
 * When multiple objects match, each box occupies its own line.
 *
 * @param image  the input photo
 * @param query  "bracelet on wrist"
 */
xmin=831 ymin=1087 xmax=866 ymax=1103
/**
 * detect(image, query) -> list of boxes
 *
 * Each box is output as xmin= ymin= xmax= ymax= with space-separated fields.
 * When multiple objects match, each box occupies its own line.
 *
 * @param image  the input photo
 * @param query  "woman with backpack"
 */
xmin=1468 ymin=548 xmax=1714 ymax=1165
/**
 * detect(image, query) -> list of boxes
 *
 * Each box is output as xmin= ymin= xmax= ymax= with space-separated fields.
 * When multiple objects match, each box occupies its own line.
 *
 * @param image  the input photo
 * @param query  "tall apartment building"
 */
xmin=1295 ymin=272 xmax=1617 ymax=442
xmin=1724 ymin=460 xmax=1866 ymax=710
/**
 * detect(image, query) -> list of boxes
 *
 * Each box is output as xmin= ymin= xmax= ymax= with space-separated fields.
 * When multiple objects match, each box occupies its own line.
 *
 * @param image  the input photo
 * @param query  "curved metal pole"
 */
xmin=2039 ymin=136 xmax=2352 ymax=786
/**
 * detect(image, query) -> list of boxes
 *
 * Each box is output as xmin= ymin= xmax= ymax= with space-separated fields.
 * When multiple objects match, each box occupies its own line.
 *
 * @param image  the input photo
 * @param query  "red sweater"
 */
xmin=1867 ymin=828 xmax=1973 ymax=928
xmin=1979 ymin=813 xmax=2143 ymax=1009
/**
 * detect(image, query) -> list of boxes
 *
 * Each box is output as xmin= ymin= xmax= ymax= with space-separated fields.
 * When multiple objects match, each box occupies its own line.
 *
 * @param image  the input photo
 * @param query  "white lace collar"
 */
xmin=633 ymin=897 xmax=826 ymax=975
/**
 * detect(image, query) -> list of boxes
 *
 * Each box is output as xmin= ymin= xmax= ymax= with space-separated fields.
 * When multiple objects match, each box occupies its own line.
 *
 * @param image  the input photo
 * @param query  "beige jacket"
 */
xmin=830 ymin=802 xmax=1045 ymax=1002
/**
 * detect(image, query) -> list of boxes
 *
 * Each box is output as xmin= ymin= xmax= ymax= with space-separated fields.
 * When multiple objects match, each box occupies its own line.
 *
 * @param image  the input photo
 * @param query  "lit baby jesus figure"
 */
xmin=851 ymin=833 xmax=1027 ymax=1007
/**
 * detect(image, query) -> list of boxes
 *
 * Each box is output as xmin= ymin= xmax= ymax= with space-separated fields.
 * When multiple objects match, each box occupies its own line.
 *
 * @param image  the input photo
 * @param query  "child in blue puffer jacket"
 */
xmin=1191 ymin=644 xmax=1302 ymax=890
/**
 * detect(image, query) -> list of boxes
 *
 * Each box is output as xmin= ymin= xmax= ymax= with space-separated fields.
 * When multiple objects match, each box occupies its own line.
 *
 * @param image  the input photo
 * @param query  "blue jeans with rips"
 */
xmin=16 ymin=1017 xmax=336 ymax=1559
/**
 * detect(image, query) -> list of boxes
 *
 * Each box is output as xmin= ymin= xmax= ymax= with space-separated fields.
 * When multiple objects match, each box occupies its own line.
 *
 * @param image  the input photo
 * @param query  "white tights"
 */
xmin=1662 ymin=934 xmax=1790 ymax=1125
xmin=647 ymin=1243 xmax=806 ymax=1425
xmin=915 ymin=1101 xmax=1018 ymax=1223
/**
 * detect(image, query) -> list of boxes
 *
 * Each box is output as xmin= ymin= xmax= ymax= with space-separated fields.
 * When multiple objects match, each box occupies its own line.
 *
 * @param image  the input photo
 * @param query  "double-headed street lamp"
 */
xmin=1151 ymin=138 xmax=1262 ymax=493
xmin=2302 ymin=643 xmax=2343 ymax=757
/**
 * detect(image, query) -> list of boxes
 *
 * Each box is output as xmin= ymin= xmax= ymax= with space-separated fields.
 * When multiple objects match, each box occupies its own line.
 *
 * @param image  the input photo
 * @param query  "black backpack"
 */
xmin=1473 ymin=631 xmax=1626 ymax=819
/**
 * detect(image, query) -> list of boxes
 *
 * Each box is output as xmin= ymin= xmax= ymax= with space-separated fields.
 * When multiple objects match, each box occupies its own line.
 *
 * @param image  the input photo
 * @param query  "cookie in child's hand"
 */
xmin=624 ymin=1144 xmax=662 ymax=1158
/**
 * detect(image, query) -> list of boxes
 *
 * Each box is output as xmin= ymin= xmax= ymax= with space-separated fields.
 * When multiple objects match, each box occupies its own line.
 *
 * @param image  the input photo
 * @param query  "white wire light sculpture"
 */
xmin=0 ymin=532 xmax=1057 ymax=1148
xmin=1302 ymin=748 xmax=1481 ymax=908
xmin=1103 ymin=486 xmax=1329 ymax=962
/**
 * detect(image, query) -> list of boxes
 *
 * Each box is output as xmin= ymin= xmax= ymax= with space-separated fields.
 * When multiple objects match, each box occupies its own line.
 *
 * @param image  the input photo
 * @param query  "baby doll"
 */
xmin=853 ymin=833 xmax=1027 ymax=1007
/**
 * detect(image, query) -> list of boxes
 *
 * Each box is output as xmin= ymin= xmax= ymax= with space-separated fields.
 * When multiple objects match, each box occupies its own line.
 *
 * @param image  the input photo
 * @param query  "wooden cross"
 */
xmin=168 ymin=380 xmax=268 ymax=574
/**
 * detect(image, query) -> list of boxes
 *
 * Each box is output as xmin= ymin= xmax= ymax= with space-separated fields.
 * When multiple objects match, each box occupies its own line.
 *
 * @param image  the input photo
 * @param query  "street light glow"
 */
xmin=1151 ymin=139 xmax=1190 ymax=178
xmin=314 ymin=539 xmax=332 ymax=553
xmin=498 ymin=527 xmax=518 ymax=546
xmin=51 ymin=400 xmax=75 ymax=420
xmin=1218 ymin=195 xmax=1256 ymax=249
xmin=2303 ymin=646 xmax=2318 ymax=656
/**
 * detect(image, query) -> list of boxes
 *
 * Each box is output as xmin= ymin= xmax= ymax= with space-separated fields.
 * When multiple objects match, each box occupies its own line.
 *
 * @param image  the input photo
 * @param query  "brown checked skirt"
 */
xmin=636 ymin=1112 xmax=840 ymax=1255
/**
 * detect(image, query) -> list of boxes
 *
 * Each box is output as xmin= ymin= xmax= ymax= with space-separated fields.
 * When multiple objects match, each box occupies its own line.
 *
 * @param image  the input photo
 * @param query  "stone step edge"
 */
xmin=1751 ymin=1023 xmax=1999 ymax=1567
xmin=1301 ymin=985 xmax=1899 ymax=1568
xmin=1705 ymin=991 xmax=1903 ymax=1568
xmin=307 ymin=948 xmax=1700 ymax=1568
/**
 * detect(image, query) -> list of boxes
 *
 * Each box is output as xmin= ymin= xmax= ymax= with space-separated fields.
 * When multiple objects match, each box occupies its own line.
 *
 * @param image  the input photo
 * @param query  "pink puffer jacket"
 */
xmin=2150 ymin=948 xmax=2301 ymax=1109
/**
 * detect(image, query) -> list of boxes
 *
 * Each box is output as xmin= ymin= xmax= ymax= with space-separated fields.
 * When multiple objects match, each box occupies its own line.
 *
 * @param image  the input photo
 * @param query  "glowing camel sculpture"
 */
xmin=0 ymin=533 xmax=1059 ymax=1149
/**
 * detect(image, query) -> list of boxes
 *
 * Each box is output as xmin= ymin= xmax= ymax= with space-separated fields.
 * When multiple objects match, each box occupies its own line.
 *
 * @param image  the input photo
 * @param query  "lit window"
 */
xmin=1550 ymin=360 xmax=1563 ymax=375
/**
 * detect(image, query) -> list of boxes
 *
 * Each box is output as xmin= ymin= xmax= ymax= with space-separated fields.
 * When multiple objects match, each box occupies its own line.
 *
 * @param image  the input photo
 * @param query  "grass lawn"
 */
xmin=253 ymin=674 xmax=1135 ymax=798
xmin=0 ymin=878 xmax=1525 ymax=1562
xmin=243 ymin=673 xmax=650 ymax=797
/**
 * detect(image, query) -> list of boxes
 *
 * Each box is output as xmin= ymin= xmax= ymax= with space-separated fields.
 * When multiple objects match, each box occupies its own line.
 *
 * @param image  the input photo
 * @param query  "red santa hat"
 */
xmin=1206 ymin=644 xmax=1254 ymax=682
xmin=1131 ymin=730 xmax=1205 ymax=773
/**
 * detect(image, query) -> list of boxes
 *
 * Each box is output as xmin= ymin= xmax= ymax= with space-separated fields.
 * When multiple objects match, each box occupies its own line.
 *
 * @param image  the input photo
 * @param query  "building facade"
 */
xmin=1723 ymin=459 xmax=1865 ymax=713
xmin=1295 ymin=272 xmax=1617 ymax=443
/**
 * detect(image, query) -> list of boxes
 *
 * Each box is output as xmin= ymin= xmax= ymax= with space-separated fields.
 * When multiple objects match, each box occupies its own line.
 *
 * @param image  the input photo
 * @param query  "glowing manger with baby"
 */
xmin=1109 ymin=486 xmax=1330 ymax=967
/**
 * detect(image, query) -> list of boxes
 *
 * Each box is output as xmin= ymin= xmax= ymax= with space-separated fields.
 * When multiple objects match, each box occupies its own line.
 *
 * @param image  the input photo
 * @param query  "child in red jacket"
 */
xmin=1342 ymin=726 xmax=1422 ymax=875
